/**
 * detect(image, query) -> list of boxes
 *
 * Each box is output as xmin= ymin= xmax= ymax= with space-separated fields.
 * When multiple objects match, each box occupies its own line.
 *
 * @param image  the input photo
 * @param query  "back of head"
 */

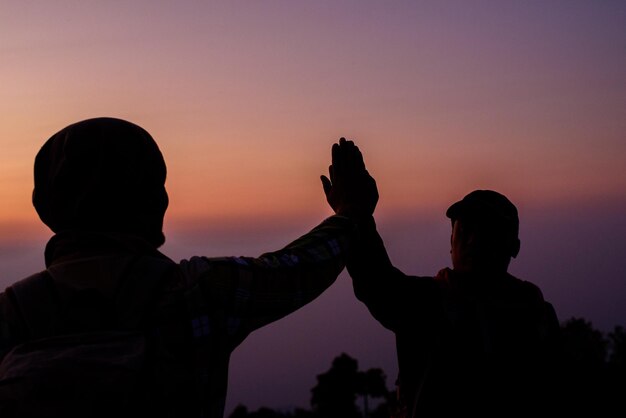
xmin=447 ymin=190 xmax=519 ymax=235
xmin=446 ymin=190 xmax=521 ymax=274
xmin=33 ymin=117 xmax=168 ymax=247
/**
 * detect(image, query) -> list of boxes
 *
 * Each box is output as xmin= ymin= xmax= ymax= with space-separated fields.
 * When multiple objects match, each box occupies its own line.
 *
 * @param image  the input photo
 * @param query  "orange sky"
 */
xmin=2 ymin=1 xmax=625 ymax=243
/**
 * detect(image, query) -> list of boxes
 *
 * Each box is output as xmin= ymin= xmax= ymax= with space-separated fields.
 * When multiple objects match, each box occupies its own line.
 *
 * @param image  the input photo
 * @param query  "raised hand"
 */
xmin=321 ymin=137 xmax=378 ymax=219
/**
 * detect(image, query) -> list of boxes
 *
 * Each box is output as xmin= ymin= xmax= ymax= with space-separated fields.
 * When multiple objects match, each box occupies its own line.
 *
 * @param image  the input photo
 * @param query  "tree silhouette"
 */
xmin=355 ymin=367 xmax=389 ymax=418
xmin=311 ymin=353 xmax=361 ymax=418
xmin=559 ymin=317 xmax=626 ymax=415
xmin=229 ymin=318 xmax=626 ymax=418
xmin=606 ymin=325 xmax=626 ymax=414
xmin=561 ymin=317 xmax=608 ymax=368
xmin=310 ymin=353 xmax=391 ymax=418
xmin=228 ymin=353 xmax=391 ymax=418
xmin=229 ymin=404 xmax=312 ymax=418
xmin=608 ymin=325 xmax=625 ymax=368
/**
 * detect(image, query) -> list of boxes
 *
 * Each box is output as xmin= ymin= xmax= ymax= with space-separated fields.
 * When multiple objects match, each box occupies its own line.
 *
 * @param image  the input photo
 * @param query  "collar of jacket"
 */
xmin=44 ymin=230 xmax=164 ymax=268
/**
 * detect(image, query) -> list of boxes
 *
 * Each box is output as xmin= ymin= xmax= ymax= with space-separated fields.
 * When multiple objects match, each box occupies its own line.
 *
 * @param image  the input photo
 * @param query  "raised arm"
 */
xmin=178 ymin=139 xmax=373 ymax=348
xmin=179 ymin=214 xmax=353 ymax=347
xmin=326 ymin=139 xmax=436 ymax=332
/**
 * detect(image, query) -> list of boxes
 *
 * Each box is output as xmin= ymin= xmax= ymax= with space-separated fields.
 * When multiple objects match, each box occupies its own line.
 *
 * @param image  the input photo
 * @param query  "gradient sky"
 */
xmin=1 ymin=0 xmax=625 ymax=413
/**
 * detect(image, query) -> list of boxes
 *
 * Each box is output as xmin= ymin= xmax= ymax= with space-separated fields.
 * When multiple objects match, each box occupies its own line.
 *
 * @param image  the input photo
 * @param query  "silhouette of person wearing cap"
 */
xmin=328 ymin=141 xmax=562 ymax=417
xmin=0 ymin=119 xmax=367 ymax=418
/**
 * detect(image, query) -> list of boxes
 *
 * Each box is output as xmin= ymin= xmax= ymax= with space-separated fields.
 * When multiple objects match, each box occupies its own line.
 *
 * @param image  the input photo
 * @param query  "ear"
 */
xmin=450 ymin=223 xmax=454 ymax=253
xmin=510 ymin=238 xmax=521 ymax=258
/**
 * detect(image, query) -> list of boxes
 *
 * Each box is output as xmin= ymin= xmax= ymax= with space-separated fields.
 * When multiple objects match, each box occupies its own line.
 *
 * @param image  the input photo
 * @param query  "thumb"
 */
xmin=320 ymin=175 xmax=332 ymax=197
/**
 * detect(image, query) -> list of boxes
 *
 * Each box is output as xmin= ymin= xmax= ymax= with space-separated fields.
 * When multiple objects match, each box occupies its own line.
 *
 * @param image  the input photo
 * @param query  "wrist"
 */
xmin=336 ymin=210 xmax=375 ymax=225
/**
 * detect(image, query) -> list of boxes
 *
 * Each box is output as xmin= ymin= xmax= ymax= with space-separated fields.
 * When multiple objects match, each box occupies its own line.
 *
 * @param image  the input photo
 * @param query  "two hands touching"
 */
xmin=321 ymin=138 xmax=379 ymax=220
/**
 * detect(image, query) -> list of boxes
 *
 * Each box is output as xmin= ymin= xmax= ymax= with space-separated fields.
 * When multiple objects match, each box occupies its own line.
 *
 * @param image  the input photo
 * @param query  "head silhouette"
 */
xmin=446 ymin=190 xmax=520 ymax=274
xmin=33 ymin=117 xmax=169 ymax=247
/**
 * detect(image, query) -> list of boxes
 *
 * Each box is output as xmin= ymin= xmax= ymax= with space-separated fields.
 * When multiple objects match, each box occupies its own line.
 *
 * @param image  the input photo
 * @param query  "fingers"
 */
xmin=346 ymin=144 xmax=365 ymax=172
xmin=331 ymin=142 xmax=341 ymax=175
xmin=325 ymin=137 xmax=378 ymax=217
xmin=353 ymin=146 xmax=365 ymax=171
xmin=335 ymin=137 xmax=366 ymax=174
xmin=320 ymin=175 xmax=332 ymax=197
xmin=328 ymin=164 xmax=335 ymax=184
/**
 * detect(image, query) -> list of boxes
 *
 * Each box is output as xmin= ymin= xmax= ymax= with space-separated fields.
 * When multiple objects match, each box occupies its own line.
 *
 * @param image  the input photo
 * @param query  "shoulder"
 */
xmin=503 ymin=275 xmax=560 ymax=325
xmin=396 ymin=270 xmax=439 ymax=292
xmin=507 ymin=274 xmax=546 ymax=302
xmin=395 ymin=272 xmax=442 ymax=309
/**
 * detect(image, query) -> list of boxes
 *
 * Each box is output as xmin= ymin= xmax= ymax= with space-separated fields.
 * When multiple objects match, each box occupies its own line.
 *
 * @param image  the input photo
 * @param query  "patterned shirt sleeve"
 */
xmin=179 ymin=215 xmax=353 ymax=347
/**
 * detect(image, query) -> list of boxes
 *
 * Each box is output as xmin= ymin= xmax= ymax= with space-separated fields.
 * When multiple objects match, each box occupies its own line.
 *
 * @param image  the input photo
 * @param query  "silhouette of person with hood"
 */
xmin=0 ymin=118 xmax=367 ymax=418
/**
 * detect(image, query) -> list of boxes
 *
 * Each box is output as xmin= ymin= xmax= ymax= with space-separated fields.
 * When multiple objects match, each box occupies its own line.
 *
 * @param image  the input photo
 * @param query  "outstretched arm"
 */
xmin=180 ymin=214 xmax=353 ymax=348
xmin=179 ymin=140 xmax=369 ymax=348
xmin=324 ymin=139 xmax=434 ymax=331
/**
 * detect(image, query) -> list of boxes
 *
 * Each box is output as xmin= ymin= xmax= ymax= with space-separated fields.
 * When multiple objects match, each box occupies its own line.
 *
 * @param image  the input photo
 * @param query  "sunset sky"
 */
xmin=1 ymin=1 xmax=625 ymax=413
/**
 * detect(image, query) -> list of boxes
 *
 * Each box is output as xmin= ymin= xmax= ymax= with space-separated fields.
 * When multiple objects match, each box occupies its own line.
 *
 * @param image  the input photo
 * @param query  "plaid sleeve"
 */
xmin=179 ymin=215 xmax=354 ymax=345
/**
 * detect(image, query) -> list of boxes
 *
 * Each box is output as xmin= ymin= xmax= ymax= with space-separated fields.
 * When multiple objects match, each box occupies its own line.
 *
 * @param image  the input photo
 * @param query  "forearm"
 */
xmin=241 ymin=215 xmax=352 ymax=322
xmin=346 ymin=216 xmax=395 ymax=298
xmin=346 ymin=216 xmax=408 ymax=329
xmin=183 ymin=215 xmax=353 ymax=340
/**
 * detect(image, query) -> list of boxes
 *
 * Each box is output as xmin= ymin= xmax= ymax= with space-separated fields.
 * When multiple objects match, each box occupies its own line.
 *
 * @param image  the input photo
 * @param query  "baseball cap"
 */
xmin=446 ymin=190 xmax=519 ymax=237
